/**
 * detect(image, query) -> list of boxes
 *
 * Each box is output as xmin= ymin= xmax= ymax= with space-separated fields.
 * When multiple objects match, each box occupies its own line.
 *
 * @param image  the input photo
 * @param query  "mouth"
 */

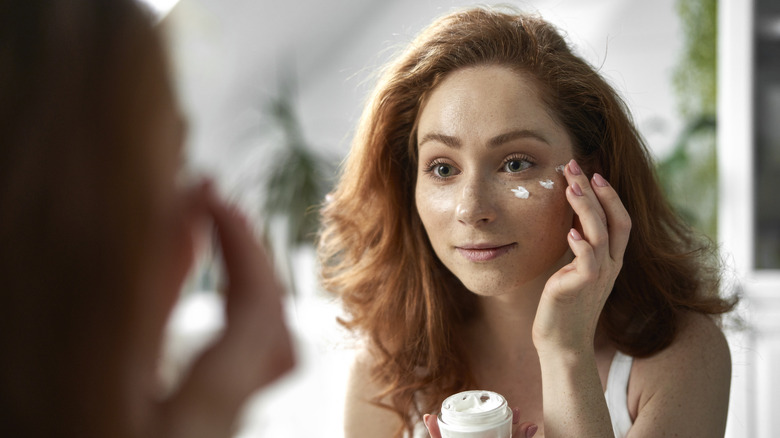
xmin=455 ymin=242 xmax=517 ymax=262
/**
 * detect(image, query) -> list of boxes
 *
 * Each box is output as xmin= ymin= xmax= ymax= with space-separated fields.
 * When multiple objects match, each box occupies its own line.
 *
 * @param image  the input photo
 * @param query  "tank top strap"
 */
xmin=604 ymin=351 xmax=633 ymax=438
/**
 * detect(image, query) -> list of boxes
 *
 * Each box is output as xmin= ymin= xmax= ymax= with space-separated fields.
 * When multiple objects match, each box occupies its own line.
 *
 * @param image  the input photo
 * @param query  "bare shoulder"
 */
xmin=628 ymin=312 xmax=731 ymax=436
xmin=344 ymin=347 xmax=404 ymax=438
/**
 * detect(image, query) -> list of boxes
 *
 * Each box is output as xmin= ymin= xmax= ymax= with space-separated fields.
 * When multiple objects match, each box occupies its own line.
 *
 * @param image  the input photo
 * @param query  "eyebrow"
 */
xmin=418 ymin=129 xmax=551 ymax=149
xmin=418 ymin=132 xmax=461 ymax=149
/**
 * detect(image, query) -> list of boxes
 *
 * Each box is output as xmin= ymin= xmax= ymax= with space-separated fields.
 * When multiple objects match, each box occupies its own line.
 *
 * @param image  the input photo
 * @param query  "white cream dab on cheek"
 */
xmin=511 ymin=186 xmax=529 ymax=199
xmin=555 ymin=164 xmax=565 ymax=174
xmin=539 ymin=179 xmax=554 ymax=189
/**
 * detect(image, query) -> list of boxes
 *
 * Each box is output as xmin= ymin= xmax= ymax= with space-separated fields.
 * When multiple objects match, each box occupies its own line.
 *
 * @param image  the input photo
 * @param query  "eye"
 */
xmin=434 ymin=163 xmax=456 ymax=178
xmin=423 ymin=159 xmax=460 ymax=180
xmin=503 ymin=156 xmax=534 ymax=173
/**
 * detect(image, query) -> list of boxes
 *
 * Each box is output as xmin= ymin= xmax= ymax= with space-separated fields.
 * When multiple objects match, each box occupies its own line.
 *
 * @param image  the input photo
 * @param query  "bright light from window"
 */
xmin=138 ymin=0 xmax=181 ymax=19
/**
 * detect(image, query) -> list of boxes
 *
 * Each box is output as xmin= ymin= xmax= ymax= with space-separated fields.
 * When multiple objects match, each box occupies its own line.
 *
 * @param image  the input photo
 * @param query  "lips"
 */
xmin=455 ymin=243 xmax=517 ymax=262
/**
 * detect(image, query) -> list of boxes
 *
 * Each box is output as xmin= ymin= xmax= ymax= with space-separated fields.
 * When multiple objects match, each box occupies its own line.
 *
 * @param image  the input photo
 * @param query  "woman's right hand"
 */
xmin=532 ymin=160 xmax=631 ymax=358
xmin=155 ymin=183 xmax=295 ymax=438
xmin=423 ymin=410 xmax=538 ymax=438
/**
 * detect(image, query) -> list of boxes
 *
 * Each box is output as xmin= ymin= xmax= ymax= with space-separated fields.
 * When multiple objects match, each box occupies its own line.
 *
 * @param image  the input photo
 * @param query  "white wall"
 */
xmin=164 ymin=0 xmax=684 ymax=180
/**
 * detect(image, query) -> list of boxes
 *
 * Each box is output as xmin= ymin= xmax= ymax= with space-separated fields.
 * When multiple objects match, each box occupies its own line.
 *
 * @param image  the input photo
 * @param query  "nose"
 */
xmin=455 ymin=177 xmax=497 ymax=226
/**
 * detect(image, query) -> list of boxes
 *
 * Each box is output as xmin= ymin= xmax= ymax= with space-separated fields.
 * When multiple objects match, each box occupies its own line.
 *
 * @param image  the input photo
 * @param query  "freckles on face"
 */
xmin=500 ymin=171 xmax=571 ymax=237
xmin=507 ymin=165 xmax=567 ymax=200
xmin=414 ymin=65 xmax=576 ymax=295
xmin=416 ymin=167 xmax=573 ymax=294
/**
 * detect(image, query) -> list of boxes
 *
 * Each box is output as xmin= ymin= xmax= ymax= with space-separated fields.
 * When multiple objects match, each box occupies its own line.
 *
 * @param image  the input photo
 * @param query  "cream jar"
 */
xmin=437 ymin=390 xmax=512 ymax=438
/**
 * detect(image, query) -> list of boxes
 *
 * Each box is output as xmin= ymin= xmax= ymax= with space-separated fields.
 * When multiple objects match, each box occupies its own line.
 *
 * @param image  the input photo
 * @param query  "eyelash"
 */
xmin=502 ymin=153 xmax=535 ymax=173
xmin=422 ymin=154 xmax=535 ymax=180
xmin=423 ymin=158 xmax=457 ymax=181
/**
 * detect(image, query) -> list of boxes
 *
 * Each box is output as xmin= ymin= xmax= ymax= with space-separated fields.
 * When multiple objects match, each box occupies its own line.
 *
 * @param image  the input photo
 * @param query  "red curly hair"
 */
xmin=318 ymin=7 xmax=734 ymax=437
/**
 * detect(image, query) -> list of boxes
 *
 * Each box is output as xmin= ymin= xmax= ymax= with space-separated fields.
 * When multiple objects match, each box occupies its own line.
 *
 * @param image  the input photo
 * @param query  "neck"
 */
xmin=470 ymin=282 xmax=542 ymax=360
xmin=466 ymin=249 xmax=572 ymax=362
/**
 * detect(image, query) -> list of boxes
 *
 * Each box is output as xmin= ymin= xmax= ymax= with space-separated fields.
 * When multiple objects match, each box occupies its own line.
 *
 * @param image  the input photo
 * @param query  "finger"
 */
xmin=565 ymin=160 xmax=605 ymax=226
xmin=423 ymin=413 xmax=442 ymax=438
xmin=541 ymin=229 xmax=597 ymax=303
xmin=205 ymin=188 xmax=265 ymax=291
xmin=513 ymin=422 xmax=539 ymax=438
xmin=565 ymin=228 xmax=598 ymax=285
xmin=204 ymin=187 xmax=283 ymax=323
xmin=512 ymin=421 xmax=539 ymax=438
xmin=589 ymin=173 xmax=632 ymax=261
xmin=512 ymin=408 xmax=538 ymax=437
xmin=510 ymin=406 xmax=539 ymax=438
xmin=565 ymin=159 xmax=609 ymax=258
xmin=156 ymin=188 xmax=295 ymax=438
xmin=203 ymin=187 xmax=295 ymax=382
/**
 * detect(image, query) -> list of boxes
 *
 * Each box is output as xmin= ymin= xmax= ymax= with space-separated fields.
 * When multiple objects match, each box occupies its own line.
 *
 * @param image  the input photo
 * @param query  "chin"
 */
xmin=449 ymin=265 xmax=535 ymax=297
xmin=464 ymin=277 xmax=535 ymax=297
xmin=444 ymin=250 xmax=573 ymax=297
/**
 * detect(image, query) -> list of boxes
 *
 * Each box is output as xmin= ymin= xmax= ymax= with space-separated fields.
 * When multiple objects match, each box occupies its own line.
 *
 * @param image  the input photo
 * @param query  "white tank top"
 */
xmin=411 ymin=352 xmax=635 ymax=438
xmin=604 ymin=351 xmax=634 ymax=438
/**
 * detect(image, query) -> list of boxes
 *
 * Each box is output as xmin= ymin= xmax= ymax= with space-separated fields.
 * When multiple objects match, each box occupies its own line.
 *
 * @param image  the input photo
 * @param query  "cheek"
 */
xmin=131 ymin=189 xmax=197 ymax=352
xmin=504 ymin=180 xmax=573 ymax=233
xmin=164 ymin=195 xmax=198 ymax=285
xmin=415 ymin=182 xmax=457 ymax=231
xmin=148 ymin=188 xmax=199 ymax=302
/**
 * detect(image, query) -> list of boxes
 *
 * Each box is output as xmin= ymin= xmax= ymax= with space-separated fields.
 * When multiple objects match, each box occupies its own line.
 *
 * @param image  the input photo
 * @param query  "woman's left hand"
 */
xmin=532 ymin=159 xmax=632 ymax=357
xmin=423 ymin=410 xmax=538 ymax=438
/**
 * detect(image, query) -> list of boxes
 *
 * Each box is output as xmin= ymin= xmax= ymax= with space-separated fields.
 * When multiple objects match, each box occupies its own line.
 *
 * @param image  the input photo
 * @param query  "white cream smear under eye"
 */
xmin=511 ymin=186 xmax=530 ymax=199
xmin=511 ymin=165 xmax=566 ymax=199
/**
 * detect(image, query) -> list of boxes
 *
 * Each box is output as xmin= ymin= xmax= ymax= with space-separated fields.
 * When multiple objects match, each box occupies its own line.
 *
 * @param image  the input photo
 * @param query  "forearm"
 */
xmin=539 ymin=350 xmax=614 ymax=438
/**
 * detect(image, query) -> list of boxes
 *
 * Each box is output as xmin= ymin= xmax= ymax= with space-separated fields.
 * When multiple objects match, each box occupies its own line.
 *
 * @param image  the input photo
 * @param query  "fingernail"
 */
xmin=593 ymin=173 xmax=609 ymax=187
xmin=570 ymin=228 xmax=583 ymax=241
xmin=568 ymin=159 xmax=582 ymax=175
xmin=527 ymin=424 xmax=538 ymax=438
xmin=423 ymin=414 xmax=430 ymax=431
xmin=571 ymin=182 xmax=583 ymax=196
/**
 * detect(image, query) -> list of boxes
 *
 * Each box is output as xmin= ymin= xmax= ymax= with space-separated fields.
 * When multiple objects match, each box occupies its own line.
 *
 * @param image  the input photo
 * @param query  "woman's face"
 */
xmin=145 ymin=90 xmax=195 ymax=312
xmin=415 ymin=65 xmax=575 ymax=296
xmin=132 ymin=59 xmax=203 ymax=386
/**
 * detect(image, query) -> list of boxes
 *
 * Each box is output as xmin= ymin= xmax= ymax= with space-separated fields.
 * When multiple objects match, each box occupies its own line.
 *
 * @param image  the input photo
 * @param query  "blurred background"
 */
xmin=139 ymin=0 xmax=780 ymax=436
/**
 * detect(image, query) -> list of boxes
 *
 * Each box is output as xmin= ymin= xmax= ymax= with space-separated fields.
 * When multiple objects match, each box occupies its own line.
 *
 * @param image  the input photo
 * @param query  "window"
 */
xmin=754 ymin=0 xmax=780 ymax=269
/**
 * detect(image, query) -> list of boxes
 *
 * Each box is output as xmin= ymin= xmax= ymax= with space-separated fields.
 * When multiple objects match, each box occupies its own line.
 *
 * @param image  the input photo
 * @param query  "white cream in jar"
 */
xmin=437 ymin=390 xmax=512 ymax=438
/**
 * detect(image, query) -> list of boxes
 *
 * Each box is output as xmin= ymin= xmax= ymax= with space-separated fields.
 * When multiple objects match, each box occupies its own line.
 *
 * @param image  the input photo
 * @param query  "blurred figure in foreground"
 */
xmin=0 ymin=1 xmax=294 ymax=437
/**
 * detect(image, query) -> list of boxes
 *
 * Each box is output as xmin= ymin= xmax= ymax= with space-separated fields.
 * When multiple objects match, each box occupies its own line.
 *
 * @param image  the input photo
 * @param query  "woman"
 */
xmin=0 ymin=1 xmax=293 ymax=437
xmin=318 ymin=7 xmax=735 ymax=438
